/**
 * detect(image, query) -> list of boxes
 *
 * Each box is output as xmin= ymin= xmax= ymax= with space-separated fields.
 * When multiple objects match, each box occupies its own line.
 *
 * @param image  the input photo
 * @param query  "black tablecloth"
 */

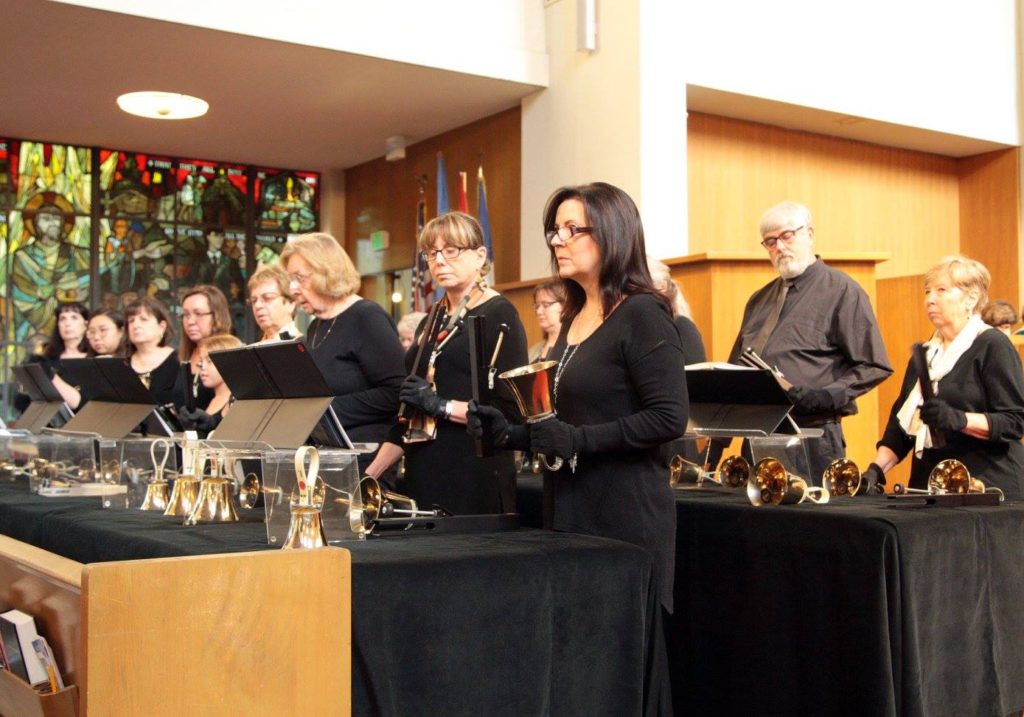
xmin=517 ymin=477 xmax=1024 ymax=717
xmin=0 ymin=483 xmax=665 ymax=717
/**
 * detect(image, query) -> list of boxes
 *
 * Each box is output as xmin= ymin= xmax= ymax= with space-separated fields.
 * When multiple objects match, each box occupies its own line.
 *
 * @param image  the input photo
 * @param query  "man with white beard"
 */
xmin=728 ymin=201 xmax=893 ymax=485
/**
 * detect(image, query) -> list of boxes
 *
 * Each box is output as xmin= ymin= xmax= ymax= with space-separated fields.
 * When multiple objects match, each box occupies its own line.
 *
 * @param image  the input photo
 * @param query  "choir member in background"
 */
xmin=247 ymin=265 xmax=300 ymax=342
xmin=863 ymin=256 xmax=1024 ymax=499
xmin=126 ymin=297 xmax=180 ymax=407
xmin=647 ymin=258 xmax=706 ymax=364
xmin=178 ymin=334 xmax=244 ymax=436
xmin=18 ymin=302 xmax=90 ymax=411
xmin=980 ymin=300 xmax=1019 ymax=337
xmin=528 ymin=280 xmax=565 ymax=362
xmin=178 ymin=285 xmax=233 ymax=409
xmin=365 ymin=212 xmax=528 ymax=513
xmin=469 ymin=183 xmax=687 ymax=613
xmin=397 ymin=311 xmax=428 ymax=352
xmin=281 ymin=233 xmax=405 ymax=475
xmin=86 ymin=309 xmax=127 ymax=357
xmin=727 ymin=201 xmax=892 ymax=485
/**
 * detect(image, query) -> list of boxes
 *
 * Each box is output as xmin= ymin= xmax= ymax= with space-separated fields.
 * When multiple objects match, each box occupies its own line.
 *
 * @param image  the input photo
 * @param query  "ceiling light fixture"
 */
xmin=116 ymin=91 xmax=209 ymax=120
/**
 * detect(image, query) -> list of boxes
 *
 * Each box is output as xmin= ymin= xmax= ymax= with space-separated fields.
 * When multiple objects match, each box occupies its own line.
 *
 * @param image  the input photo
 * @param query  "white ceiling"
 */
xmin=687 ymin=86 xmax=1012 ymax=159
xmin=2 ymin=0 xmax=544 ymax=173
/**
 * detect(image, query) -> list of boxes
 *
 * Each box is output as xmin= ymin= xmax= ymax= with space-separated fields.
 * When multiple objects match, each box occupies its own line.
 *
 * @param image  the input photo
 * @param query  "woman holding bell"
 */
xmin=865 ymin=255 xmax=1024 ymax=499
xmin=469 ymin=183 xmax=688 ymax=612
xmin=365 ymin=212 xmax=527 ymax=514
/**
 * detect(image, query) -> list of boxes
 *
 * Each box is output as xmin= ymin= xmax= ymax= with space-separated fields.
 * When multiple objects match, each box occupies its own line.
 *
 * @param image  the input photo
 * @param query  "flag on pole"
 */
xmin=436 ymin=153 xmax=449 ymax=216
xmin=458 ymin=171 xmax=469 ymax=213
xmin=477 ymin=163 xmax=494 ymax=284
xmin=412 ymin=188 xmax=432 ymax=311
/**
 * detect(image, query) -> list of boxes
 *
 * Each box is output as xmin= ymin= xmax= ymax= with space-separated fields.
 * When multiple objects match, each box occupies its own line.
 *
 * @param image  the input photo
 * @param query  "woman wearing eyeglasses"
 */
xmin=469 ymin=183 xmax=688 ymax=613
xmin=86 ymin=310 xmax=127 ymax=358
xmin=281 ymin=233 xmax=405 ymax=473
xmin=247 ymin=265 xmax=300 ymax=342
xmin=179 ymin=285 xmax=233 ymax=409
xmin=529 ymin=280 xmax=566 ymax=362
xmin=365 ymin=212 xmax=528 ymax=514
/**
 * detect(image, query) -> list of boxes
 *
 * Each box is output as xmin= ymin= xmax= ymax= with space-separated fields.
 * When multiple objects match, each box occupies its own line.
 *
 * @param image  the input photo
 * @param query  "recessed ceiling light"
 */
xmin=116 ymin=91 xmax=209 ymax=120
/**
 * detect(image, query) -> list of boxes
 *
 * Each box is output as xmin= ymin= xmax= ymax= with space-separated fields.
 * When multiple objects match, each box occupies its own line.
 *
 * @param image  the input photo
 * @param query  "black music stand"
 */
xmin=209 ymin=341 xmax=356 ymax=450
xmin=10 ymin=364 xmax=73 ymax=432
xmin=58 ymin=358 xmax=157 ymax=438
xmin=685 ymin=367 xmax=799 ymax=437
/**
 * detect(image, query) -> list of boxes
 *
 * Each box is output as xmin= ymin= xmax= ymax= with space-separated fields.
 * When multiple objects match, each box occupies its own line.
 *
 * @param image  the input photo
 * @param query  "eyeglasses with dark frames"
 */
xmin=760 ymin=225 xmax=805 ymax=250
xmin=545 ymin=225 xmax=594 ymax=247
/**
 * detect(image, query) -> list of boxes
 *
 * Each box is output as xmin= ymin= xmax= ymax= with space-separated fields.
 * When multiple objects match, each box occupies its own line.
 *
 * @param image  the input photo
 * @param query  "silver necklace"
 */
xmin=309 ymin=315 xmax=339 ymax=350
xmin=553 ymin=343 xmax=580 ymax=409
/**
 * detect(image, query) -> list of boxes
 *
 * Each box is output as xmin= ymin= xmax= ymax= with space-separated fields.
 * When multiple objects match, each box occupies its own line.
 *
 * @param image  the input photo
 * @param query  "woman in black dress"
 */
xmin=365 ymin=212 xmax=528 ymax=514
xmin=864 ymin=255 xmax=1024 ymax=498
xmin=280 ymin=233 xmax=405 ymax=471
xmin=17 ymin=301 xmax=90 ymax=412
xmin=470 ymin=183 xmax=688 ymax=612
xmin=125 ymin=297 xmax=180 ymax=407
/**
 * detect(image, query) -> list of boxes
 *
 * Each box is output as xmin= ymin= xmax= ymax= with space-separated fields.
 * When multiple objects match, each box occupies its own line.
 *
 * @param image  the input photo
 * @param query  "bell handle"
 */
xmin=294 ymin=446 xmax=320 ymax=507
xmin=539 ymin=454 xmax=563 ymax=471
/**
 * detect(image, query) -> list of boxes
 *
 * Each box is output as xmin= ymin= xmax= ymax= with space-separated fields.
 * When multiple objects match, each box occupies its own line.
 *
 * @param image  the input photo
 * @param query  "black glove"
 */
xmin=178 ymin=406 xmax=216 ymax=433
xmin=399 ymin=375 xmax=445 ymax=418
xmin=530 ymin=418 xmax=584 ymax=461
xmin=860 ymin=462 xmax=886 ymax=495
xmin=786 ymin=386 xmax=834 ymax=414
xmin=919 ymin=399 xmax=967 ymax=432
xmin=466 ymin=400 xmax=528 ymax=450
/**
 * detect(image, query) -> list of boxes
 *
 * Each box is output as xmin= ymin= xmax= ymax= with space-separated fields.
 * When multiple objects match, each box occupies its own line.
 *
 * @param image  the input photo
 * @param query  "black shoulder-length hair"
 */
xmin=542 ymin=182 xmax=670 ymax=325
xmin=44 ymin=301 xmax=90 ymax=359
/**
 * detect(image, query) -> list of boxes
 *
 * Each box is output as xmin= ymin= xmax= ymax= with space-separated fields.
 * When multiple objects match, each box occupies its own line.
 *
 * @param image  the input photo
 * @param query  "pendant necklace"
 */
xmin=553 ymin=343 xmax=580 ymax=409
xmin=309 ymin=315 xmax=340 ymax=351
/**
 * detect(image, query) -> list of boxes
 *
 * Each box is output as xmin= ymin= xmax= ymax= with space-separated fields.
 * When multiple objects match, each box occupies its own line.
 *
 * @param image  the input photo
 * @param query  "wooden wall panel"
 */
xmin=344 ymin=107 xmax=521 ymax=284
xmin=958 ymin=148 xmax=1021 ymax=309
xmin=687 ymin=113 xmax=961 ymax=281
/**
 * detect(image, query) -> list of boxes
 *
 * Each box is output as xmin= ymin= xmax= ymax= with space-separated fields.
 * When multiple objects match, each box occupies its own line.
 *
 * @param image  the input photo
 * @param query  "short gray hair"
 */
xmin=760 ymin=201 xmax=813 ymax=236
xmin=924 ymin=255 xmax=991 ymax=315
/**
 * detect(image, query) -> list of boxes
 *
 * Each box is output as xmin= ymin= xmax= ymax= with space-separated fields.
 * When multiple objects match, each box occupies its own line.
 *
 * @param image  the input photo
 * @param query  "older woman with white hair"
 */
xmin=281 ymin=233 xmax=405 ymax=466
xmin=864 ymin=255 xmax=1024 ymax=498
xmin=647 ymin=258 xmax=706 ymax=364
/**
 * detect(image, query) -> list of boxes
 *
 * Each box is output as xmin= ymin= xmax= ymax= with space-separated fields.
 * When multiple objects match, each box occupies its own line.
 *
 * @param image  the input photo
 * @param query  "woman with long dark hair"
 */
xmin=470 ymin=182 xmax=688 ymax=612
xmin=18 ymin=301 xmax=91 ymax=411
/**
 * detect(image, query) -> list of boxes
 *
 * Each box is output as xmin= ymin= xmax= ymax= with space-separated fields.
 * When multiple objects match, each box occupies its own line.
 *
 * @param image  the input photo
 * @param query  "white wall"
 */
xmin=54 ymin=0 xmax=548 ymax=87
xmin=521 ymin=0 xmax=689 ymax=279
xmin=683 ymin=0 xmax=1019 ymax=146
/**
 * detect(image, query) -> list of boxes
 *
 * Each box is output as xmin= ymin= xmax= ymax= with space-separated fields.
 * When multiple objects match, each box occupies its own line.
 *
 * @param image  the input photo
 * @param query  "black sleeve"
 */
xmin=579 ymin=304 xmax=689 ymax=454
xmin=877 ymin=358 xmax=917 ymax=461
xmin=330 ymin=305 xmax=405 ymax=426
xmin=977 ymin=334 xmax=1024 ymax=444
xmin=675 ymin=316 xmax=707 ymax=364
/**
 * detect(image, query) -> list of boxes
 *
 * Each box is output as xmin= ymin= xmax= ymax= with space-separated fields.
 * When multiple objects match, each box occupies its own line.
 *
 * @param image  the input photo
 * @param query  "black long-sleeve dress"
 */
xmin=389 ymin=295 xmax=528 ymax=515
xmin=547 ymin=293 xmax=689 ymax=611
xmin=305 ymin=299 xmax=406 ymax=452
xmin=879 ymin=329 xmax=1024 ymax=499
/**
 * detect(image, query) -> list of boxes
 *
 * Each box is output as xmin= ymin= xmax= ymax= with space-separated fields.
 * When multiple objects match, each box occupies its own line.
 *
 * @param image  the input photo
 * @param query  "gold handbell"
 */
xmin=163 ymin=474 xmax=201 ymax=516
xmin=282 ymin=446 xmax=328 ymax=549
xmin=184 ymin=458 xmax=240 ymax=525
xmin=748 ymin=457 xmax=830 ymax=506
xmin=928 ymin=459 xmax=1004 ymax=503
xmin=822 ymin=458 xmax=861 ymax=497
xmin=670 ymin=454 xmax=749 ymax=489
xmin=140 ymin=480 xmax=170 ymax=512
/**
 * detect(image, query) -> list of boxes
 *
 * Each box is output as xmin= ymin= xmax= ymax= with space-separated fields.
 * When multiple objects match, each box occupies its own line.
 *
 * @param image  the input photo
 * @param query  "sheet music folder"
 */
xmin=10 ymin=364 xmax=68 ymax=432
xmin=685 ymin=366 xmax=798 ymax=436
xmin=209 ymin=341 xmax=335 ymax=449
xmin=57 ymin=358 xmax=155 ymax=438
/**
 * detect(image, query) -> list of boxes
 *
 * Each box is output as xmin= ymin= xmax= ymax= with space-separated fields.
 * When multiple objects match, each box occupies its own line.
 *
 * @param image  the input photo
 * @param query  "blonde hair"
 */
xmin=247 ymin=264 xmax=294 ymax=301
xmin=417 ymin=212 xmax=492 ymax=279
xmin=924 ymin=255 xmax=991 ymax=315
xmin=647 ymin=259 xmax=692 ymax=319
xmin=280 ymin=232 xmax=361 ymax=299
xmin=199 ymin=333 xmax=243 ymax=355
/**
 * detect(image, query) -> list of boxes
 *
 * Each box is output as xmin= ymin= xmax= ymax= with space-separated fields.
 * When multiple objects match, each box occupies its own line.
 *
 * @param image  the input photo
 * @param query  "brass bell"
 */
xmin=822 ymin=458 xmax=862 ymax=497
xmin=184 ymin=456 xmax=239 ymax=525
xmin=140 ymin=439 xmax=171 ymax=512
xmin=748 ymin=457 xmax=829 ymax=506
xmin=282 ymin=446 xmax=327 ymax=549
xmin=163 ymin=475 xmax=201 ymax=516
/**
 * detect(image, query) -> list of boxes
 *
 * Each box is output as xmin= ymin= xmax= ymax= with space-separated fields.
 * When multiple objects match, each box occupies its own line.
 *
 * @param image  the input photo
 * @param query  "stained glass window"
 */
xmin=255 ymin=168 xmax=319 ymax=234
xmin=176 ymin=159 xmax=248 ymax=229
xmin=99 ymin=150 xmax=177 ymax=221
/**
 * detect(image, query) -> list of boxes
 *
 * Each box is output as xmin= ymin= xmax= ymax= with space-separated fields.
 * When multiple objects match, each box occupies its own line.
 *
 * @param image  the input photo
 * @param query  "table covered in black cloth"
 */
xmin=0 ymin=483 xmax=663 ymax=717
xmin=516 ymin=477 xmax=1024 ymax=716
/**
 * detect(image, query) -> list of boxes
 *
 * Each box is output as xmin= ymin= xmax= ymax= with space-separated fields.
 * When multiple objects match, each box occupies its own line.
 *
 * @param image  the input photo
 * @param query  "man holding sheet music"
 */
xmin=728 ymin=201 xmax=892 ymax=484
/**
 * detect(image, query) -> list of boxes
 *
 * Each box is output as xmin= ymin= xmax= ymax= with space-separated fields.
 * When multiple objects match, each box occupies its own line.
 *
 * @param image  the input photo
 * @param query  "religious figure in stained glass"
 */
xmin=256 ymin=169 xmax=318 ymax=233
xmin=8 ymin=192 xmax=90 ymax=341
xmin=15 ymin=143 xmax=91 ymax=214
xmin=201 ymin=166 xmax=246 ymax=228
